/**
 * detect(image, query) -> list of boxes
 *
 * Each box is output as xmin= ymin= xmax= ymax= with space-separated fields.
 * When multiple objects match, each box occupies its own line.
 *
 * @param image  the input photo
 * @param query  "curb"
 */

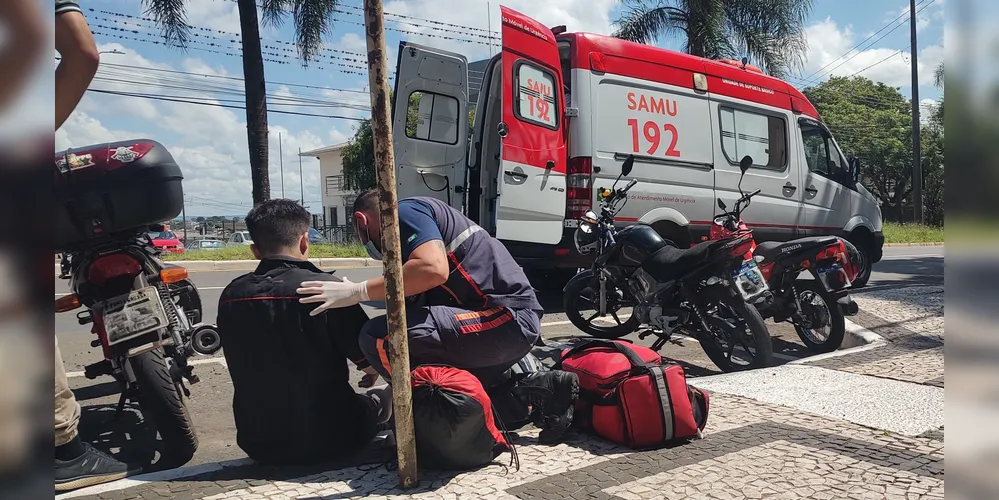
xmin=55 ymin=458 xmax=256 ymax=499
xmin=55 ymin=258 xmax=382 ymax=274
xmin=788 ymin=318 xmax=887 ymax=365
xmin=883 ymin=242 xmax=944 ymax=247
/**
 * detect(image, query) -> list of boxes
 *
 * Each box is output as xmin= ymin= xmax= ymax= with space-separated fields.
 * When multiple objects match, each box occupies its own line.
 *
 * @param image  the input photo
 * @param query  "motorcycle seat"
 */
xmin=643 ymin=240 xmax=724 ymax=283
xmin=755 ymin=236 xmax=842 ymax=263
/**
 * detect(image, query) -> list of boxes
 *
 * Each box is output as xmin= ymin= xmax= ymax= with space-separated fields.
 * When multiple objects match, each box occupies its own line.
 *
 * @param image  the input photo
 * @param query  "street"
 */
xmin=55 ymin=245 xmax=944 ymax=469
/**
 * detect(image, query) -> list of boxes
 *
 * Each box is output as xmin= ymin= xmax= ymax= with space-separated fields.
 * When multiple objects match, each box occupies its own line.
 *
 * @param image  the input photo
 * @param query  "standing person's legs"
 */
xmin=55 ymin=336 xmax=137 ymax=491
xmin=54 ymin=336 xmax=80 ymax=449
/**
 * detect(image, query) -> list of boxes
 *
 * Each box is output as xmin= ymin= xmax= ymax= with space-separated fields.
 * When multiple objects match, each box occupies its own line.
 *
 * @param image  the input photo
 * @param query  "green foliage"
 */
xmin=163 ymin=243 xmax=367 ymax=261
xmin=804 ymin=76 xmax=944 ymax=225
xmin=612 ymin=0 xmax=814 ymax=78
xmin=882 ymin=222 xmax=944 ymax=244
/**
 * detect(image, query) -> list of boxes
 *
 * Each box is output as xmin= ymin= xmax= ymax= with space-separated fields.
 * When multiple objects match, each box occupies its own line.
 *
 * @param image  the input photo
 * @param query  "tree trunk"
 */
xmin=236 ymin=0 xmax=270 ymax=204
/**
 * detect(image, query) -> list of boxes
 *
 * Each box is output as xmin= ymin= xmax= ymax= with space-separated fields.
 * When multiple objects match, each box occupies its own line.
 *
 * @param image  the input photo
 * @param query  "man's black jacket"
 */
xmin=217 ymin=257 xmax=375 ymax=464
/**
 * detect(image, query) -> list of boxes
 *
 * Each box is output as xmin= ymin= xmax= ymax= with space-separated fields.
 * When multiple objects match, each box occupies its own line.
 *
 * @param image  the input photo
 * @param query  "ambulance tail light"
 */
xmin=567 ymin=157 xmax=593 ymax=220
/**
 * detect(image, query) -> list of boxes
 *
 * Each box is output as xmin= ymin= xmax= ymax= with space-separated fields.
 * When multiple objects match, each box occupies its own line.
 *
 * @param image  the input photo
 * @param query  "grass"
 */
xmin=162 ymin=243 xmax=368 ymax=261
xmin=882 ymin=222 xmax=945 ymax=244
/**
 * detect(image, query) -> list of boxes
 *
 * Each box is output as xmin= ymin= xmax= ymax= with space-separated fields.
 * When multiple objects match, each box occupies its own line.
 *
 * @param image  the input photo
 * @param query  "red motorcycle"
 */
xmin=55 ymin=139 xmax=221 ymax=466
xmin=710 ymin=156 xmax=859 ymax=353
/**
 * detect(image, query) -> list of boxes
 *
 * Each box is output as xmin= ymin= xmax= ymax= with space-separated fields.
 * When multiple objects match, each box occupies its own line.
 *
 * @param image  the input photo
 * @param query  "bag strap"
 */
xmin=560 ymin=339 xmax=649 ymax=369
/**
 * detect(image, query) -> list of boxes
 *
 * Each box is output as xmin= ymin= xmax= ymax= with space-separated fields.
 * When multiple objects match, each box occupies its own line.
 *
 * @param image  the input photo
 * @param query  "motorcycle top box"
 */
xmin=55 ymin=139 xmax=184 ymax=252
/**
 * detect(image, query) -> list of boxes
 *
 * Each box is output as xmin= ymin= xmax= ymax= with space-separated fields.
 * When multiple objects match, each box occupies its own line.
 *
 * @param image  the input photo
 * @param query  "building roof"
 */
xmin=299 ymin=142 xmax=349 ymax=157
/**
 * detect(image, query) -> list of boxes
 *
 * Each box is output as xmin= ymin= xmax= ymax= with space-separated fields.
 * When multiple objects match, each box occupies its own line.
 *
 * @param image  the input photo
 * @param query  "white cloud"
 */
xmin=183 ymin=0 xmax=241 ymax=37
xmin=799 ymin=17 xmax=944 ymax=89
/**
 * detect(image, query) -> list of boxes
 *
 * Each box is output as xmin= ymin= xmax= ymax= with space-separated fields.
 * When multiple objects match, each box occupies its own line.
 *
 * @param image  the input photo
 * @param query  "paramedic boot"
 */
xmin=511 ymin=370 xmax=579 ymax=444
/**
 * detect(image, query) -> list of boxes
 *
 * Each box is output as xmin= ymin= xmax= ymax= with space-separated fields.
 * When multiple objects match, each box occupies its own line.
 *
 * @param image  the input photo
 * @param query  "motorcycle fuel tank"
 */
xmin=615 ymin=224 xmax=669 ymax=268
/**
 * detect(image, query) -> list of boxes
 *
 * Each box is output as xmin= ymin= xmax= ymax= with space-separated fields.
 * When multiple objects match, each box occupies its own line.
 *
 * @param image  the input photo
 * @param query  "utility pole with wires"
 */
xmin=363 ymin=0 xmax=419 ymax=489
xmin=299 ymin=147 xmax=305 ymax=205
xmin=909 ymin=0 xmax=923 ymax=223
xmin=279 ymin=132 xmax=286 ymax=198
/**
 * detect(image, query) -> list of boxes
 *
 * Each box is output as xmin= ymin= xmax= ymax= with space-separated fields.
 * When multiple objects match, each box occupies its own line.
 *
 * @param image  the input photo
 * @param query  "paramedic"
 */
xmin=217 ymin=199 xmax=392 ymax=465
xmin=297 ymin=190 xmax=580 ymax=444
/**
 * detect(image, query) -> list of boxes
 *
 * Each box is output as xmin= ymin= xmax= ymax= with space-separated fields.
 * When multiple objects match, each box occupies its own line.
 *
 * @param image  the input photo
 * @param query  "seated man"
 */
xmin=217 ymin=200 xmax=391 ymax=465
xmin=297 ymin=191 xmax=579 ymax=444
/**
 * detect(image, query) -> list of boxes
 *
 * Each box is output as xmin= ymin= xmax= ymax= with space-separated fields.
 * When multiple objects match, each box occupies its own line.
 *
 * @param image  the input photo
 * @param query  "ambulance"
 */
xmin=390 ymin=5 xmax=885 ymax=288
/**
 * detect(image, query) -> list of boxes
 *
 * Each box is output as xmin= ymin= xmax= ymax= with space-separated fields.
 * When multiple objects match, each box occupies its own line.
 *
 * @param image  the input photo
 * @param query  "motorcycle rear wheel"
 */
xmin=129 ymin=349 xmax=198 ymax=467
xmin=792 ymin=280 xmax=846 ymax=354
xmin=697 ymin=299 xmax=773 ymax=372
xmin=564 ymin=275 xmax=640 ymax=339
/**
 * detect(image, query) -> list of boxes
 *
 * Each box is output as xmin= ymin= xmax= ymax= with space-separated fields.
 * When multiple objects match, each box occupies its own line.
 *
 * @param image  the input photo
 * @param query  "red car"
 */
xmin=147 ymin=230 xmax=186 ymax=254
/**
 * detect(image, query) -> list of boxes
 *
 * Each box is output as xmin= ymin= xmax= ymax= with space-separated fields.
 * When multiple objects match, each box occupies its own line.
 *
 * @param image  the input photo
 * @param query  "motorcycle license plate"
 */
xmin=99 ymin=286 xmax=169 ymax=346
xmin=731 ymin=260 xmax=769 ymax=301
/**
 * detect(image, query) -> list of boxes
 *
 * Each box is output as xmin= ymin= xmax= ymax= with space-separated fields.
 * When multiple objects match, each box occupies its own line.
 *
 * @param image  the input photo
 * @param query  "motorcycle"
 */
xmin=56 ymin=224 xmax=221 ymax=466
xmin=563 ymin=154 xmax=774 ymax=372
xmin=709 ymin=156 xmax=860 ymax=353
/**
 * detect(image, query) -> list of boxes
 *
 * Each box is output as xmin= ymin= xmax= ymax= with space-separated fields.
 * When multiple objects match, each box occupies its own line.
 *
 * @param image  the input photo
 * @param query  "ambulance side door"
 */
xmin=495 ymin=6 xmax=568 ymax=245
xmin=392 ymin=42 xmax=469 ymax=212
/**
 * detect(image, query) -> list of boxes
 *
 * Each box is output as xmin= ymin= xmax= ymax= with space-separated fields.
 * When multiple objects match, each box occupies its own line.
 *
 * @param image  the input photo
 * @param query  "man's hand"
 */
xmin=297 ymin=277 xmax=369 ymax=316
xmin=359 ymin=366 xmax=380 ymax=388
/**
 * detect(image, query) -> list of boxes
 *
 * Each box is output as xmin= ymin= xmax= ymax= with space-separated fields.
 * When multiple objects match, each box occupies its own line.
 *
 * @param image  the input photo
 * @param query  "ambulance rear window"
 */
xmin=406 ymin=91 xmax=460 ymax=145
xmin=513 ymin=61 xmax=559 ymax=130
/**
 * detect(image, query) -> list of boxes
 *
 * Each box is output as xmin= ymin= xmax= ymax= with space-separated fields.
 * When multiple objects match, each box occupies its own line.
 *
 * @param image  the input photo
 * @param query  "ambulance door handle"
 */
xmin=805 ymin=185 xmax=818 ymax=195
xmin=497 ymin=122 xmax=508 ymax=138
xmin=504 ymin=170 xmax=528 ymax=180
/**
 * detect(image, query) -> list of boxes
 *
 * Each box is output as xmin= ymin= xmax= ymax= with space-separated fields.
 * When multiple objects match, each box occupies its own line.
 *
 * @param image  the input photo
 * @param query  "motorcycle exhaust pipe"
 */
xmin=189 ymin=324 xmax=223 ymax=355
xmin=837 ymin=296 xmax=859 ymax=316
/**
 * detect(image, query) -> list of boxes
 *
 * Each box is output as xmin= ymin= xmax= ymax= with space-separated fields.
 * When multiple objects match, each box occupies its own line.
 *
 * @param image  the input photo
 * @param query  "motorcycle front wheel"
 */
xmin=696 ymin=299 xmax=774 ymax=372
xmin=129 ymin=348 xmax=198 ymax=467
xmin=564 ymin=274 xmax=640 ymax=339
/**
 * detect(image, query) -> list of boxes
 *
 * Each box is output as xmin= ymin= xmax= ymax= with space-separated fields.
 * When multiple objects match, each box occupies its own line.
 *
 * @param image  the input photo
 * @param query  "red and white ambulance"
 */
xmin=390 ymin=5 xmax=884 ymax=288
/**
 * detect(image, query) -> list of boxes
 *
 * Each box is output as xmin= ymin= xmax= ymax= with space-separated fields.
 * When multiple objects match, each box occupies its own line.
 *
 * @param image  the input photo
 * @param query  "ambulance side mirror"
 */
xmin=622 ymin=155 xmax=635 ymax=177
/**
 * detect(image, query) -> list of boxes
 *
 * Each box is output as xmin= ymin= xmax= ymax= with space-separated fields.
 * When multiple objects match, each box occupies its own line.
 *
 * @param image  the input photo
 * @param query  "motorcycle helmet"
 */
xmin=574 ymin=210 xmax=600 ymax=255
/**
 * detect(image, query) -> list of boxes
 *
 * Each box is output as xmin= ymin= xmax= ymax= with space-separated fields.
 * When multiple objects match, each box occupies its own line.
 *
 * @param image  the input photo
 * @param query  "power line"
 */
xmin=88 ymin=88 xmax=368 ymax=121
xmin=795 ymin=0 xmax=932 ymax=85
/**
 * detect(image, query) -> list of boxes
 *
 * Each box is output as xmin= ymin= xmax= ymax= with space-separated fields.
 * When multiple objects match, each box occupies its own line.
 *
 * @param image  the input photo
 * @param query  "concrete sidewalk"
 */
xmin=58 ymin=284 xmax=945 ymax=500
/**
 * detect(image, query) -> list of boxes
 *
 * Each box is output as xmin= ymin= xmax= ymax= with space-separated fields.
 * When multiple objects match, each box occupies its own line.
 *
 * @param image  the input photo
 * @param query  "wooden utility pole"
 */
xmin=362 ymin=0 xmax=419 ymax=489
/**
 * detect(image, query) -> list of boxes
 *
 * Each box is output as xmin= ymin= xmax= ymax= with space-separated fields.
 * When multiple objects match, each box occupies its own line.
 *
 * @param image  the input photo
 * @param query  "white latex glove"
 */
xmin=297 ymin=277 xmax=369 ymax=316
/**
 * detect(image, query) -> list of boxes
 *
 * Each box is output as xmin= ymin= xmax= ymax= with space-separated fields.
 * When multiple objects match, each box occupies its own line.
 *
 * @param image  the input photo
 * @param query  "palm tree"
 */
xmin=612 ymin=0 xmax=813 ymax=79
xmin=142 ymin=0 xmax=340 ymax=204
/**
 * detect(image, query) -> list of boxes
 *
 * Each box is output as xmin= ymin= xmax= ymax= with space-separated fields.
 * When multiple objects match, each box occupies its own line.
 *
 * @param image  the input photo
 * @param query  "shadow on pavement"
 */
xmin=78 ymin=403 xmax=168 ymax=472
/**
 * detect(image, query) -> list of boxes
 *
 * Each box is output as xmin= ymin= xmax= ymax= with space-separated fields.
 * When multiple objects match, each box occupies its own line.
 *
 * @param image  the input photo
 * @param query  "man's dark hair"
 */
xmin=244 ymin=199 xmax=311 ymax=255
xmin=352 ymin=189 xmax=379 ymax=215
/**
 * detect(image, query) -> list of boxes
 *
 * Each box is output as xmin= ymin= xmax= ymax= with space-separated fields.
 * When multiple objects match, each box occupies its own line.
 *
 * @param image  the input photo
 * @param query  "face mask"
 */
xmin=362 ymin=221 xmax=383 ymax=260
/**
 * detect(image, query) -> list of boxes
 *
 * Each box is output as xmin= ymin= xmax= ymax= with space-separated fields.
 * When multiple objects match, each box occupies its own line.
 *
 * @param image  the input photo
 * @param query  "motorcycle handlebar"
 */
xmin=623 ymin=179 xmax=638 ymax=192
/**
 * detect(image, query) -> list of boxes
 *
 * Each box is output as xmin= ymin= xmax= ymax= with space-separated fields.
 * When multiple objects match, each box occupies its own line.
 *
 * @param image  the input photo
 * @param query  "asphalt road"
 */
xmin=55 ymin=245 xmax=944 ymax=469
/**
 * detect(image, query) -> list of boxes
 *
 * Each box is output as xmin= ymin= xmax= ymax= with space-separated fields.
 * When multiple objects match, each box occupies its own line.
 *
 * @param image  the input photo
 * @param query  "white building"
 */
xmin=299 ymin=142 xmax=354 ymax=228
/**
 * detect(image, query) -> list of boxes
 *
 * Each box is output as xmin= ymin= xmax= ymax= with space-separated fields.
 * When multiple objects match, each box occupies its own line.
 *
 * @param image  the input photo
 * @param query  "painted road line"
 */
xmin=56 ymin=458 xmax=256 ymax=499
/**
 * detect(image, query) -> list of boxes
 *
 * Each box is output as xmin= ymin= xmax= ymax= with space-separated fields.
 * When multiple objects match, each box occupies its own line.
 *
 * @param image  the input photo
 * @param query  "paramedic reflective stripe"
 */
xmin=445 ymin=224 xmax=484 ymax=254
xmin=649 ymin=367 xmax=675 ymax=441
xmin=454 ymin=307 xmax=514 ymax=334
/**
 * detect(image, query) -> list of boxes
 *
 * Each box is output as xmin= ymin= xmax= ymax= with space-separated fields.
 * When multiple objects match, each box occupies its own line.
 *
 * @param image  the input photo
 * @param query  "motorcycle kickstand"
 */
xmin=110 ymin=387 xmax=132 ymax=424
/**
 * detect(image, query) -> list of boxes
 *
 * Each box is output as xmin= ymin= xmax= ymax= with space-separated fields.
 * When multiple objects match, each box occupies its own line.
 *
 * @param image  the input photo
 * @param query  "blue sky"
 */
xmin=53 ymin=0 xmax=951 ymax=216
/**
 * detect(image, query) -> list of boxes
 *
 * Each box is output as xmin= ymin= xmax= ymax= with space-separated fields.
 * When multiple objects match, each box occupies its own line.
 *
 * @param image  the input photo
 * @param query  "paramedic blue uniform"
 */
xmin=358 ymin=197 xmax=543 ymax=386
